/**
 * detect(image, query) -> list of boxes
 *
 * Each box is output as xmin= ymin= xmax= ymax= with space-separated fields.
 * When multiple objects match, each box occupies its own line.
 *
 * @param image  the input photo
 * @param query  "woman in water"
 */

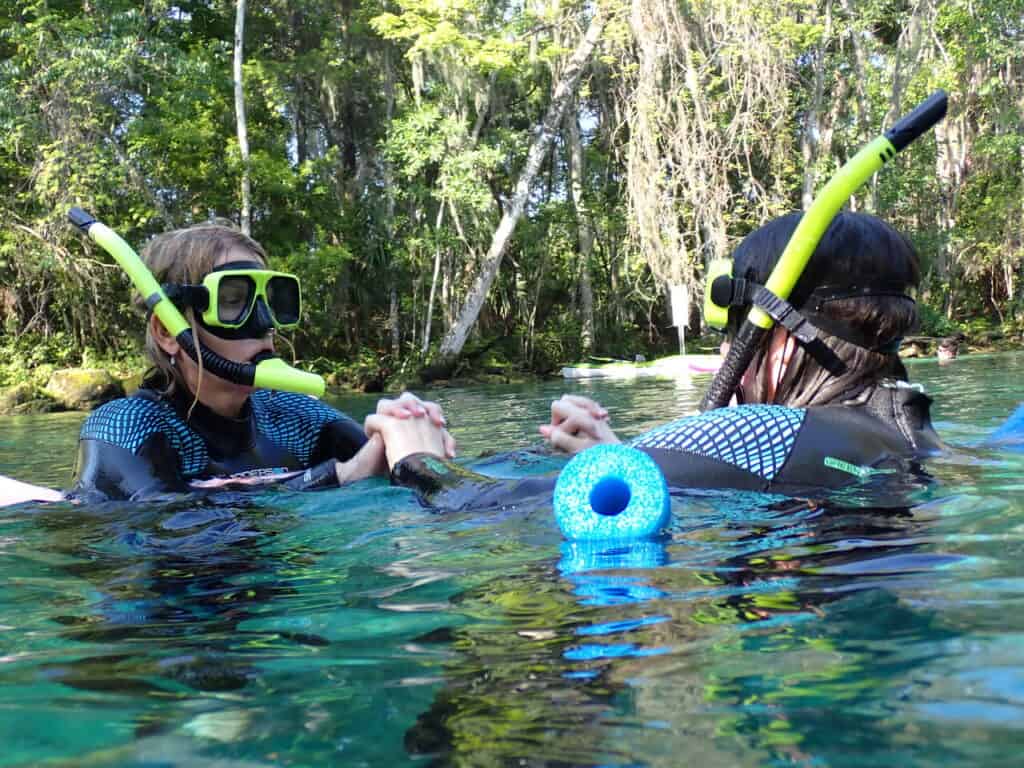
xmin=0 ymin=221 xmax=453 ymax=506
xmin=367 ymin=211 xmax=944 ymax=502
xmin=538 ymin=211 xmax=944 ymax=486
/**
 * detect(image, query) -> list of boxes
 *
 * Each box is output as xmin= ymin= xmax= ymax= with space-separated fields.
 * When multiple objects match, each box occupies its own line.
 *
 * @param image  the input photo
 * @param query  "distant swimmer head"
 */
xmin=937 ymin=336 xmax=960 ymax=363
xmin=705 ymin=212 xmax=920 ymax=407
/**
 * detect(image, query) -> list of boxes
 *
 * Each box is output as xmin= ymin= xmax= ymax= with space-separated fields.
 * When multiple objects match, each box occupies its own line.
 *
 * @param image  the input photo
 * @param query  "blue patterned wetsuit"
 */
xmin=391 ymin=383 xmax=944 ymax=508
xmin=71 ymin=384 xmax=366 ymax=502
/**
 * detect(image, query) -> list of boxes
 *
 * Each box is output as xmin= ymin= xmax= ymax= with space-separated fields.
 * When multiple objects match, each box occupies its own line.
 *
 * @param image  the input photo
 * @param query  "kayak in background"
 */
xmin=562 ymin=354 xmax=722 ymax=380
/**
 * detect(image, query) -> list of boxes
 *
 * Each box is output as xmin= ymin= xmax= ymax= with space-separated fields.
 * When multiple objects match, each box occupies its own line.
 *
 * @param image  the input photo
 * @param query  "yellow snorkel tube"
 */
xmin=700 ymin=90 xmax=947 ymax=411
xmin=67 ymin=208 xmax=326 ymax=398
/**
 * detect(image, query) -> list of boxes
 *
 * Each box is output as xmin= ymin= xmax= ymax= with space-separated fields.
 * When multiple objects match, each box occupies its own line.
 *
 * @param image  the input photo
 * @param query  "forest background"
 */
xmin=1 ymin=0 xmax=1021 ymax=391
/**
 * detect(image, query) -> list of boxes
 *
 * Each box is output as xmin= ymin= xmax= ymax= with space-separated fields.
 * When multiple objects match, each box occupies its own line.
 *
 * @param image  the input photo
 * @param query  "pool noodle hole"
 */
xmin=589 ymin=476 xmax=632 ymax=517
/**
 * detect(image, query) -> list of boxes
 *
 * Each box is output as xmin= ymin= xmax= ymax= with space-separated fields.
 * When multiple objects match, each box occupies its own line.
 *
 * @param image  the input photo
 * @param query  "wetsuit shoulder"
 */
xmin=250 ymin=390 xmax=366 ymax=465
xmin=770 ymin=404 xmax=924 ymax=491
xmin=80 ymin=395 xmax=168 ymax=450
xmin=632 ymin=402 xmax=927 ymax=494
xmin=71 ymin=394 xmax=207 ymax=501
xmin=632 ymin=405 xmax=807 ymax=492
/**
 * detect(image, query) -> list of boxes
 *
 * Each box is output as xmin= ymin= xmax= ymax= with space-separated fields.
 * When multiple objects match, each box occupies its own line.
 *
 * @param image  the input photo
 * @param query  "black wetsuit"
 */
xmin=392 ymin=382 xmax=943 ymax=509
xmin=71 ymin=384 xmax=366 ymax=502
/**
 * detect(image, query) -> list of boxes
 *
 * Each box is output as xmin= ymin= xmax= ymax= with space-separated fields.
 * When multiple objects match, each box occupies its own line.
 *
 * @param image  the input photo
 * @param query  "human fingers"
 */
xmin=555 ymin=412 xmax=604 ymax=440
xmin=364 ymin=412 xmax=446 ymax=469
xmin=442 ymin=429 xmax=457 ymax=459
xmin=395 ymin=391 xmax=429 ymax=417
xmin=374 ymin=397 xmax=407 ymax=419
xmin=421 ymin=398 xmax=447 ymax=427
xmin=363 ymin=412 xmax=387 ymax=437
xmin=545 ymin=425 xmax=593 ymax=454
xmin=363 ymin=412 xmax=394 ymax=441
xmin=549 ymin=396 xmax=587 ymax=427
xmin=542 ymin=413 xmax=621 ymax=447
xmin=559 ymin=394 xmax=609 ymax=420
xmin=548 ymin=396 xmax=609 ymax=429
xmin=375 ymin=393 xmax=426 ymax=419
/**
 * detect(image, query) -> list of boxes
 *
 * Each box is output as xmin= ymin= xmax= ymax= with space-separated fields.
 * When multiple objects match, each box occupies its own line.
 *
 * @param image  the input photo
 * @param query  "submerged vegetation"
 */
xmin=0 ymin=0 xmax=1021 ymax=388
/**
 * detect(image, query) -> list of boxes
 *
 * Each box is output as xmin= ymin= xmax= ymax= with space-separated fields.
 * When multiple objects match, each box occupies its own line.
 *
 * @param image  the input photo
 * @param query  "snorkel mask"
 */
xmin=163 ymin=260 xmax=301 ymax=341
xmin=703 ymin=257 xmax=914 ymax=355
xmin=700 ymin=90 xmax=948 ymax=411
xmin=68 ymin=209 xmax=325 ymax=398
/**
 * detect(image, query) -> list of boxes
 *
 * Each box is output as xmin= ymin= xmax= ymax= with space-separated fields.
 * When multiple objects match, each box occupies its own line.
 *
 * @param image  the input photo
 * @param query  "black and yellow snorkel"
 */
xmin=68 ymin=208 xmax=326 ymax=398
xmin=700 ymin=90 xmax=948 ymax=412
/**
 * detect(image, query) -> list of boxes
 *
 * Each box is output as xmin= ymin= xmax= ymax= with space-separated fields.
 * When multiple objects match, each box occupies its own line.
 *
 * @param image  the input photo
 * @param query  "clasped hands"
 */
xmin=355 ymin=392 xmax=620 ymax=481
xmin=193 ymin=392 xmax=620 ymax=490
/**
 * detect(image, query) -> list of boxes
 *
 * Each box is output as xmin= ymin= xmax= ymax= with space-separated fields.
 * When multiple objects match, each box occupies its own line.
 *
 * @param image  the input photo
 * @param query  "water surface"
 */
xmin=1 ymin=353 xmax=1022 ymax=766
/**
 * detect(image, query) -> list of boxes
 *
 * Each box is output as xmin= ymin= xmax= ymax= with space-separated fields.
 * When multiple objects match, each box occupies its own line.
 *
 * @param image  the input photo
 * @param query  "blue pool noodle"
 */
xmin=553 ymin=444 xmax=670 ymax=540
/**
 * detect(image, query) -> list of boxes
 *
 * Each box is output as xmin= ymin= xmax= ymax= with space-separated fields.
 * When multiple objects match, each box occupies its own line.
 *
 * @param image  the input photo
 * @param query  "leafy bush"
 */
xmin=916 ymin=303 xmax=958 ymax=338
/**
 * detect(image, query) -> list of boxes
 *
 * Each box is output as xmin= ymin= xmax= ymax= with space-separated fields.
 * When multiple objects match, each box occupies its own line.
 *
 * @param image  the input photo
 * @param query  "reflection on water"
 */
xmin=0 ymin=354 xmax=1022 ymax=766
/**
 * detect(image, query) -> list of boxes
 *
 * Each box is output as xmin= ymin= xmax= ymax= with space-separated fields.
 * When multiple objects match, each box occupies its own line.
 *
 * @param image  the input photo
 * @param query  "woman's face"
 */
xmin=171 ymin=246 xmax=276 ymax=414
xmin=194 ymin=247 xmax=277 ymax=370
xmin=720 ymin=328 xmax=793 ymax=405
xmin=719 ymin=339 xmax=758 ymax=404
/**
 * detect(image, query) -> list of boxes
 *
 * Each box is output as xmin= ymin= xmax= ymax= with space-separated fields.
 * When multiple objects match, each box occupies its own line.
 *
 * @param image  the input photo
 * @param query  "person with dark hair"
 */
xmin=937 ymin=337 xmax=960 ymax=363
xmin=538 ymin=211 xmax=944 ymax=492
xmin=361 ymin=212 xmax=944 ymax=505
xmin=716 ymin=211 xmax=920 ymax=408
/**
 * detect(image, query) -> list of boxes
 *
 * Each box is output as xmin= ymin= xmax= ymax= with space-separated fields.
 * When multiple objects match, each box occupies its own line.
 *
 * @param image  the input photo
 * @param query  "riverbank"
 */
xmin=2 ymin=332 xmax=1022 ymax=415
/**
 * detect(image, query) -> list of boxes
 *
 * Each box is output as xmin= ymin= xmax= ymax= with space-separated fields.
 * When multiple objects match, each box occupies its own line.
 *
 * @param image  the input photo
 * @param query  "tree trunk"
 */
xmin=434 ymin=9 xmax=606 ymax=364
xmin=567 ymin=98 xmax=595 ymax=354
xmin=422 ymin=204 xmax=445 ymax=353
xmin=383 ymin=47 xmax=399 ymax=355
xmin=234 ymin=0 xmax=251 ymax=235
xmin=389 ymin=286 xmax=400 ymax=354
xmin=872 ymin=0 xmax=931 ymax=210
xmin=800 ymin=0 xmax=848 ymax=209
xmin=526 ymin=252 xmax=548 ymax=368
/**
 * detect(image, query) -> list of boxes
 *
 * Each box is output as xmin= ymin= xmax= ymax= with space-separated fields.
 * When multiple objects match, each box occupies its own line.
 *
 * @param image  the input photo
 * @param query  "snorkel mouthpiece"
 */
xmin=67 ymin=208 xmax=326 ymax=398
xmin=700 ymin=90 xmax=947 ymax=411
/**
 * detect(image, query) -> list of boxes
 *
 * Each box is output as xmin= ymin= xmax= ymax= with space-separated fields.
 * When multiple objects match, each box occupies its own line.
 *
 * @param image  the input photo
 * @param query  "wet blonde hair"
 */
xmin=137 ymin=221 xmax=268 ymax=398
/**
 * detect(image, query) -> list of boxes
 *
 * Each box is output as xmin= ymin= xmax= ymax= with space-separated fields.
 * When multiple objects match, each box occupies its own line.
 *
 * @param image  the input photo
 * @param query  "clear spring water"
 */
xmin=1 ymin=353 xmax=1023 ymax=767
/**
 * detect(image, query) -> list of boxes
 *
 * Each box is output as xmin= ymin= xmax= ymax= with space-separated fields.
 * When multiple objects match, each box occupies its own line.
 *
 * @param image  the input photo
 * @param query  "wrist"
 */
xmin=281 ymin=459 xmax=341 ymax=491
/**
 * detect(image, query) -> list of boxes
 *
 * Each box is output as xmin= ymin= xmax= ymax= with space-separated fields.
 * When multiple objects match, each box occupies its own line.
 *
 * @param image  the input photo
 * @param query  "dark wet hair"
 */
xmin=729 ymin=211 xmax=920 ymax=407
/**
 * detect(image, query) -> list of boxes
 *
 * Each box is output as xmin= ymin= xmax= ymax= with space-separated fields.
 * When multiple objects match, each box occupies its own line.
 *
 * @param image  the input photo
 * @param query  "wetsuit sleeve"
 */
xmin=68 ymin=399 xmax=189 ymax=502
xmin=311 ymin=414 xmax=368 ymax=465
xmin=390 ymin=454 xmax=556 ymax=510
xmin=254 ymin=391 xmax=367 ymax=467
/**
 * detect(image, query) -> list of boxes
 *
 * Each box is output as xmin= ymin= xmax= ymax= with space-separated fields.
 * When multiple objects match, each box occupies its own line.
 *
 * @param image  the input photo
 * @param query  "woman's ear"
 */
xmin=149 ymin=313 xmax=180 ymax=357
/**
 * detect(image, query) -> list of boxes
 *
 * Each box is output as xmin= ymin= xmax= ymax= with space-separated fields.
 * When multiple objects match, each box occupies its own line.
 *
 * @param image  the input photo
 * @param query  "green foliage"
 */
xmin=917 ymin=304 xmax=959 ymax=339
xmin=0 ymin=333 xmax=144 ymax=388
xmin=0 ymin=0 xmax=1020 ymax=384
